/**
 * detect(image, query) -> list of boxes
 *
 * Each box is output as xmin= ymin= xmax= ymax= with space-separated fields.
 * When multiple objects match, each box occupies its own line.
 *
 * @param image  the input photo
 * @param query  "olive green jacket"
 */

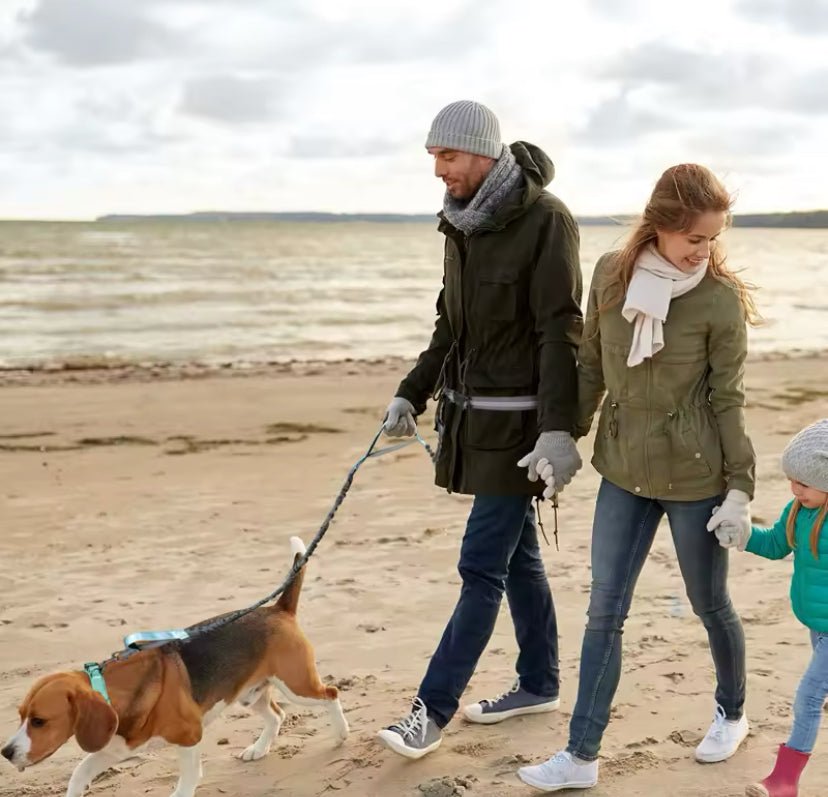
xmin=577 ymin=252 xmax=756 ymax=501
xmin=396 ymin=142 xmax=583 ymax=495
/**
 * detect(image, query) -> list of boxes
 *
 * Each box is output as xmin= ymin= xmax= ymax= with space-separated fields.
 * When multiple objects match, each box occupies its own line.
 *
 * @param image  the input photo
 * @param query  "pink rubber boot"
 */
xmin=745 ymin=744 xmax=810 ymax=797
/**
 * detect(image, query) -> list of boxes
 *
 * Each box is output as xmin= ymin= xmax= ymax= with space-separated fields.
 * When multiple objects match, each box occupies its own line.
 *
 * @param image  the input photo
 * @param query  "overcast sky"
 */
xmin=0 ymin=0 xmax=826 ymax=219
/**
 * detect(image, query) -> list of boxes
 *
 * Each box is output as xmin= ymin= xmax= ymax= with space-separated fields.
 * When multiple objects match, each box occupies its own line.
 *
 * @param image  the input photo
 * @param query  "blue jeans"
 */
xmin=788 ymin=631 xmax=828 ymax=753
xmin=418 ymin=494 xmax=559 ymax=728
xmin=568 ymin=479 xmax=746 ymax=761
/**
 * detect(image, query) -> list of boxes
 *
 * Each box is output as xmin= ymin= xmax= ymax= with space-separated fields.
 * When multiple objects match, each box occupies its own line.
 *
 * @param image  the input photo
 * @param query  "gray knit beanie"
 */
xmin=782 ymin=418 xmax=828 ymax=492
xmin=425 ymin=100 xmax=502 ymax=159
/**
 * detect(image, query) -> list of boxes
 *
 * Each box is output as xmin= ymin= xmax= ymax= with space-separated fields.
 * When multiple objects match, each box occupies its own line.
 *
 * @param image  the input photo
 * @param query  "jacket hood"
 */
xmin=485 ymin=141 xmax=554 ymax=227
xmin=437 ymin=140 xmax=556 ymax=233
xmin=511 ymin=141 xmax=555 ymax=192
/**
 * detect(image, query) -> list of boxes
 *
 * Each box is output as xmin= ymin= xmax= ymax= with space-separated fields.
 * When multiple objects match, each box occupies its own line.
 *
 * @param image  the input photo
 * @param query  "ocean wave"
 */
xmin=1 ymin=222 xmax=826 ymax=368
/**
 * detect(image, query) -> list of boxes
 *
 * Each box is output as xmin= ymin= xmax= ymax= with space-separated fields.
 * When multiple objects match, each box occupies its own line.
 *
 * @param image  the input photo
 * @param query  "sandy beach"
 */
xmin=1 ymin=354 xmax=827 ymax=797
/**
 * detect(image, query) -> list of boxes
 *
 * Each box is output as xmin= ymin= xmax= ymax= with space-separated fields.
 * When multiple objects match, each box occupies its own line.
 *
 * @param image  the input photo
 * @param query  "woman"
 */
xmin=518 ymin=164 xmax=761 ymax=792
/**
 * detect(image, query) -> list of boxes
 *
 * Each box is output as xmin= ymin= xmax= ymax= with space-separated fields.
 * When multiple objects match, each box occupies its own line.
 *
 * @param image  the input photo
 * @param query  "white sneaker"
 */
xmin=518 ymin=751 xmax=598 ymax=792
xmin=694 ymin=704 xmax=749 ymax=763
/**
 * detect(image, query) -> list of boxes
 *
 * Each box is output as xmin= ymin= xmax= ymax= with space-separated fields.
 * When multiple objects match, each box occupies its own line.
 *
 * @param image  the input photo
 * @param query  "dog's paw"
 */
xmin=239 ymin=743 xmax=271 ymax=762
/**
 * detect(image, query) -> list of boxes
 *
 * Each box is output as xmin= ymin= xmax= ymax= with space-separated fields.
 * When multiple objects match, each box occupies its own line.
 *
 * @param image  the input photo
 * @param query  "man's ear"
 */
xmin=70 ymin=690 xmax=118 ymax=752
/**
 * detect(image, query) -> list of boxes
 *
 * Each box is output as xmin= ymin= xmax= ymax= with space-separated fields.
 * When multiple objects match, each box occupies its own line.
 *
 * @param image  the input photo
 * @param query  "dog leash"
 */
xmin=102 ymin=425 xmax=436 ymax=666
xmin=97 ymin=424 xmax=561 ymax=677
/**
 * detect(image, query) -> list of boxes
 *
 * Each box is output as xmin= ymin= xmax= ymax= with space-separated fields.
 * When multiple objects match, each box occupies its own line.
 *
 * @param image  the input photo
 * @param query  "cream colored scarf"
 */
xmin=622 ymin=244 xmax=707 ymax=367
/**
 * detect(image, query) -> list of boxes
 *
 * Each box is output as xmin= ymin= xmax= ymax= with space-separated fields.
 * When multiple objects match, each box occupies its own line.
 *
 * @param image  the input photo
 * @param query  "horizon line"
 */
xmin=0 ymin=208 xmax=826 ymax=224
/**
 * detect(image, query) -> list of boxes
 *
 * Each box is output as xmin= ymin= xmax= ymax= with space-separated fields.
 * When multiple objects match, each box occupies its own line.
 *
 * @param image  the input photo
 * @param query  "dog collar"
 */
xmin=83 ymin=662 xmax=111 ymax=704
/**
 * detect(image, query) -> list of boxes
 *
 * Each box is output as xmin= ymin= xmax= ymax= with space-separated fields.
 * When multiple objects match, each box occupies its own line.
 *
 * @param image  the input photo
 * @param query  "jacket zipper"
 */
xmin=447 ymin=231 xmax=469 ymax=494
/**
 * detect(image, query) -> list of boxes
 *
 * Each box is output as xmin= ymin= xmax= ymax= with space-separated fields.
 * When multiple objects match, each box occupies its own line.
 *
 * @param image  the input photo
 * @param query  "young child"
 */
xmin=714 ymin=418 xmax=828 ymax=796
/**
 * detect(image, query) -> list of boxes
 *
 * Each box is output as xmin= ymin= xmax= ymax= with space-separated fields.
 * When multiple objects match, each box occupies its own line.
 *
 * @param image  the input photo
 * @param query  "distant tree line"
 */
xmin=96 ymin=210 xmax=828 ymax=228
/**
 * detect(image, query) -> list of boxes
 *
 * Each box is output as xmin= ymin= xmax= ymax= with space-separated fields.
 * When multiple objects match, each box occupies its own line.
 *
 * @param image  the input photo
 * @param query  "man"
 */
xmin=376 ymin=100 xmax=584 ymax=759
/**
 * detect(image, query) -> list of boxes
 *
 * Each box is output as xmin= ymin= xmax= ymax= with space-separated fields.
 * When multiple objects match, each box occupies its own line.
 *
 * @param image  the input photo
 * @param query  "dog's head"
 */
xmin=1 ymin=672 xmax=118 ymax=771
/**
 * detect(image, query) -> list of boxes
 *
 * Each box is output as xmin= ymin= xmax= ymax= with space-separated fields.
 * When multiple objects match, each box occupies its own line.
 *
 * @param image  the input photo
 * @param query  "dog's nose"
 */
xmin=1 ymin=744 xmax=14 ymax=761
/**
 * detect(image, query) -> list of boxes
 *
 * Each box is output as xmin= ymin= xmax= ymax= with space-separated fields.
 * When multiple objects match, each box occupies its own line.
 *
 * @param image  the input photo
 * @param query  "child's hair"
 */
xmin=598 ymin=164 xmax=761 ymax=325
xmin=786 ymin=498 xmax=828 ymax=558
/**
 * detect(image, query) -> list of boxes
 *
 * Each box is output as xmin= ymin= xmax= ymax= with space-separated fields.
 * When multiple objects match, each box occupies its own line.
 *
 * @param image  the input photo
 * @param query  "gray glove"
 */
xmin=383 ymin=396 xmax=416 ymax=438
xmin=706 ymin=489 xmax=751 ymax=550
xmin=517 ymin=431 xmax=582 ymax=497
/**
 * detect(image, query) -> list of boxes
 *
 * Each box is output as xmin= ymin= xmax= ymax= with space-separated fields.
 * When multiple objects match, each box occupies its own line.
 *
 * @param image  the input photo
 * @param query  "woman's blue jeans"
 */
xmin=568 ymin=479 xmax=746 ymax=761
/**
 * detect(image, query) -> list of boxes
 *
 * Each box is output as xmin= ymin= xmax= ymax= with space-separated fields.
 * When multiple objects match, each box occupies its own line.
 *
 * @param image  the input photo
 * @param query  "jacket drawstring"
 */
xmin=535 ymin=495 xmax=559 ymax=550
xmin=431 ymin=340 xmax=457 ymax=402
xmin=609 ymin=401 xmax=619 ymax=438
xmin=458 ymin=346 xmax=476 ymax=395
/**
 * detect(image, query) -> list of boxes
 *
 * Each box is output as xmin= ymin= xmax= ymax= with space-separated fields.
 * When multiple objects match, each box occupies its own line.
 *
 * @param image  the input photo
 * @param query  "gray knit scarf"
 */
xmin=442 ymin=144 xmax=523 ymax=235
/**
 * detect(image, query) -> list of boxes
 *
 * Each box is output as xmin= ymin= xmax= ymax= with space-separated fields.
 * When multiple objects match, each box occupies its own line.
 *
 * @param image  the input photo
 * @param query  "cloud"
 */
xmin=17 ymin=0 xmax=173 ymax=66
xmin=596 ymin=43 xmax=771 ymax=104
xmin=587 ymin=0 xmax=646 ymax=19
xmin=782 ymin=71 xmax=828 ymax=113
xmin=332 ymin=3 xmax=486 ymax=66
xmin=287 ymin=135 xmax=405 ymax=159
xmin=179 ymin=75 xmax=286 ymax=123
xmin=0 ymin=0 xmax=825 ymax=218
xmin=684 ymin=122 xmax=804 ymax=175
xmin=736 ymin=0 xmax=828 ymax=35
xmin=579 ymin=92 xmax=677 ymax=143
xmin=0 ymin=82 xmax=180 ymax=160
xmin=596 ymin=42 xmax=828 ymax=115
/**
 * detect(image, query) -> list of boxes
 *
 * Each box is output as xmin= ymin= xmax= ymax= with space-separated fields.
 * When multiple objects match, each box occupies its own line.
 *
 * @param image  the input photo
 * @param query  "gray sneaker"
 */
xmin=376 ymin=697 xmax=442 ymax=759
xmin=462 ymin=679 xmax=560 ymax=724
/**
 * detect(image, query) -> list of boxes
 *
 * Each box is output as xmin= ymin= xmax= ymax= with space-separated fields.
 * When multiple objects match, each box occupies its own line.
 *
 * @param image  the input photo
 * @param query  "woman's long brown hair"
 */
xmin=598 ymin=163 xmax=761 ymax=324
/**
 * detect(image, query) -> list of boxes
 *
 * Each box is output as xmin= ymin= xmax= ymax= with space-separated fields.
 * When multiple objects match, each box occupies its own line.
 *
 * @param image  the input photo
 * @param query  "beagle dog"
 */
xmin=1 ymin=537 xmax=348 ymax=797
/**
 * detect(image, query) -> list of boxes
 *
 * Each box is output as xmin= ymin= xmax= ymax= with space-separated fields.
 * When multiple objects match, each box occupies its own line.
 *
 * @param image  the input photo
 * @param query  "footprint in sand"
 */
xmin=357 ymin=623 xmax=385 ymax=633
xmin=451 ymin=739 xmax=500 ymax=757
xmin=417 ymin=776 xmax=477 ymax=797
xmin=602 ymin=750 xmax=661 ymax=776
xmin=669 ymin=729 xmax=703 ymax=747
xmin=323 ymin=674 xmax=377 ymax=692
xmin=626 ymin=736 xmax=659 ymax=749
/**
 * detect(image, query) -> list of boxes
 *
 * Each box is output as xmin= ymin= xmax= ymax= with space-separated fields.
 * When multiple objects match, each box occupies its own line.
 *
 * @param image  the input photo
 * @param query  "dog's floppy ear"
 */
xmin=70 ymin=689 xmax=118 ymax=752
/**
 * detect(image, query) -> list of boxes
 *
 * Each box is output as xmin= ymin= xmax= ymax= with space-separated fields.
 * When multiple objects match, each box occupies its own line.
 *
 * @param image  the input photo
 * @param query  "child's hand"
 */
xmin=706 ymin=489 xmax=751 ymax=550
xmin=713 ymin=520 xmax=749 ymax=551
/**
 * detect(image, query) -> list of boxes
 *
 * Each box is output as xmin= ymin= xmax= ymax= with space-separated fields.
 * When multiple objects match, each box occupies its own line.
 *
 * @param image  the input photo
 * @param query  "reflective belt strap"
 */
xmin=443 ymin=388 xmax=538 ymax=412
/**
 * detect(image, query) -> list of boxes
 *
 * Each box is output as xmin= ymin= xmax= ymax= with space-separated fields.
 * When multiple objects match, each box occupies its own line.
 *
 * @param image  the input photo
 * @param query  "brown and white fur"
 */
xmin=1 ymin=537 xmax=348 ymax=797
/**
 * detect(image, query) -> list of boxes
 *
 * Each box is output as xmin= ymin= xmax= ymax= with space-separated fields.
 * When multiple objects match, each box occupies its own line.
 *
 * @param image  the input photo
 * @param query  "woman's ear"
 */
xmin=71 ymin=689 xmax=119 ymax=752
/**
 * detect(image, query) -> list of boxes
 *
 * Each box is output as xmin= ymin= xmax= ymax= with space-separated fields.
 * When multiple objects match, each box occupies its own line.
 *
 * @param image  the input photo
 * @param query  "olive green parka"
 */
xmin=576 ymin=252 xmax=756 ymax=501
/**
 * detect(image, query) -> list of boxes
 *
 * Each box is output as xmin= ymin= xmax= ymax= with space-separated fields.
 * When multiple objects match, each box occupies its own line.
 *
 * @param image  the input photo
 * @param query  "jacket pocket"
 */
xmin=594 ymin=399 xmax=630 ymax=473
xmin=668 ymin=411 xmax=723 ymax=480
xmin=477 ymin=276 xmax=518 ymax=322
xmin=463 ymin=407 xmax=527 ymax=451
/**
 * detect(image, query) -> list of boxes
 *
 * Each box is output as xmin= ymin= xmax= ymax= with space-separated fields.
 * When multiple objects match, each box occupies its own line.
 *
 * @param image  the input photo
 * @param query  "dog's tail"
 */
xmin=276 ymin=536 xmax=307 ymax=614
